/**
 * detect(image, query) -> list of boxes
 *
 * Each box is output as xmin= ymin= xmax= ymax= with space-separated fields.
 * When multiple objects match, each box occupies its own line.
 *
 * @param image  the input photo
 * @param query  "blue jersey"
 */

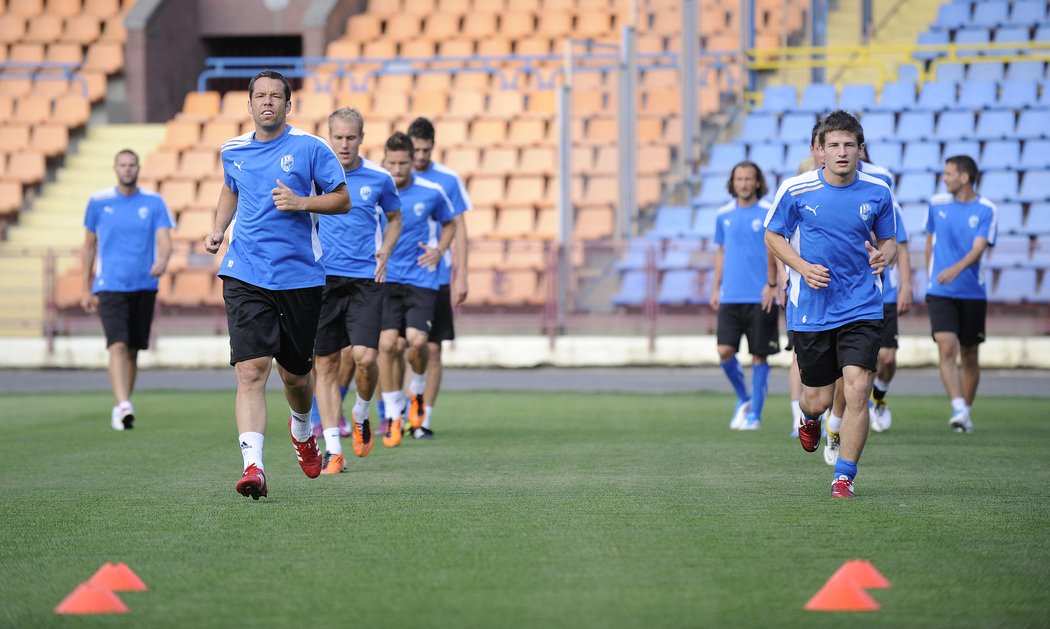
xmin=83 ymin=187 xmax=174 ymax=293
xmin=387 ymin=176 xmax=456 ymax=290
xmin=925 ymin=193 xmax=998 ymax=300
xmin=415 ymin=161 xmax=471 ymax=286
xmin=218 ymin=125 xmax=346 ymax=290
xmin=859 ymin=161 xmax=894 ymax=188
xmin=883 ymin=205 xmax=910 ymax=304
xmin=714 ymin=199 xmax=773 ymax=304
xmin=317 ymin=157 xmax=401 ymax=279
xmin=764 ymin=168 xmax=896 ymax=331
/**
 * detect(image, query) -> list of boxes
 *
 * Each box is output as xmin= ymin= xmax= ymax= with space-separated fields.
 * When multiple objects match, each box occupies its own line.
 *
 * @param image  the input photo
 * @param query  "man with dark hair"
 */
xmin=204 ymin=70 xmax=349 ymax=499
xmin=405 ymin=116 xmax=471 ymax=440
xmin=81 ymin=149 xmax=173 ymax=431
xmin=764 ymin=110 xmax=897 ymax=498
xmin=711 ymin=161 xmax=780 ymax=430
xmin=925 ymin=154 xmax=997 ymax=433
xmin=377 ymin=131 xmax=456 ymax=447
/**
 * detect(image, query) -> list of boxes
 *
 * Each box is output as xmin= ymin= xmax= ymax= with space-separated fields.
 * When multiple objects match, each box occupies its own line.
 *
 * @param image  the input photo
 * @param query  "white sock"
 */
xmin=118 ymin=400 xmax=133 ymax=413
xmin=828 ymin=413 xmax=843 ymax=433
xmin=873 ymin=377 xmax=890 ymax=392
xmin=323 ymin=427 xmax=342 ymax=455
xmin=239 ymin=431 xmax=264 ymax=471
xmin=964 ymin=404 xmax=972 ymax=416
xmin=290 ymin=408 xmax=312 ymax=441
xmin=951 ymin=397 xmax=966 ymax=414
xmin=791 ymin=400 xmax=802 ymax=424
xmin=409 ymin=371 xmax=426 ymax=396
xmin=353 ymin=395 xmax=370 ymax=424
xmin=422 ymin=405 xmax=433 ymax=429
xmin=381 ymin=391 xmax=403 ymax=420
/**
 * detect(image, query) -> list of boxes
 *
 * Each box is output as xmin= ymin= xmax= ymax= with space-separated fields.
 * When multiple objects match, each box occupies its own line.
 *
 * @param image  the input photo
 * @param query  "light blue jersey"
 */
xmin=859 ymin=161 xmax=894 ymax=188
xmin=764 ymin=168 xmax=896 ymax=331
xmin=218 ymin=125 xmax=346 ymax=290
xmin=83 ymin=187 xmax=174 ymax=293
xmin=883 ymin=205 xmax=910 ymax=304
xmin=924 ymin=193 xmax=998 ymax=300
xmin=387 ymin=176 xmax=456 ymax=290
xmin=415 ymin=161 xmax=471 ymax=286
xmin=317 ymin=157 xmax=401 ymax=279
xmin=714 ymin=199 xmax=773 ymax=304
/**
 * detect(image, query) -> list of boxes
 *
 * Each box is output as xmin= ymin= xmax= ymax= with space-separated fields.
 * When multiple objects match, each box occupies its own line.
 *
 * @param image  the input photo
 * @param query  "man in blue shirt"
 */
xmin=376 ymin=132 xmax=456 ymax=448
xmin=711 ymin=161 xmax=780 ymax=431
xmin=312 ymin=107 xmax=403 ymax=474
xmin=81 ymin=149 xmax=173 ymax=431
xmin=406 ymin=117 xmax=471 ymax=440
xmin=203 ymin=71 xmax=349 ymax=499
xmin=764 ymin=110 xmax=897 ymax=499
xmin=925 ymin=154 xmax=997 ymax=433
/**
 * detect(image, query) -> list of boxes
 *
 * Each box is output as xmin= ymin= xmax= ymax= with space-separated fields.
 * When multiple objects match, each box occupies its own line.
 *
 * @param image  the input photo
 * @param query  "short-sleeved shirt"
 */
xmin=83 ymin=187 xmax=174 ymax=293
xmin=883 ymin=205 xmax=910 ymax=304
xmin=924 ymin=193 xmax=998 ymax=300
xmin=387 ymin=176 xmax=456 ymax=290
xmin=859 ymin=161 xmax=894 ymax=188
xmin=317 ymin=157 xmax=401 ymax=279
xmin=415 ymin=162 xmax=471 ymax=286
xmin=764 ymin=168 xmax=897 ymax=331
xmin=217 ymin=125 xmax=346 ymax=290
xmin=714 ymin=199 xmax=773 ymax=304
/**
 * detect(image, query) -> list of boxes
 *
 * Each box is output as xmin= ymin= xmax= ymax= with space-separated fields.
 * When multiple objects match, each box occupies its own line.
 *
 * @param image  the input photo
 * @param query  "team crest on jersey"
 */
xmin=138 ymin=206 xmax=148 ymax=220
xmin=722 ymin=218 xmax=731 ymax=228
xmin=280 ymin=154 xmax=294 ymax=172
xmin=859 ymin=203 xmax=873 ymax=220
xmin=751 ymin=218 xmax=762 ymax=232
xmin=103 ymin=206 xmax=114 ymax=214
xmin=360 ymin=185 xmax=372 ymax=201
xmin=413 ymin=202 xmax=425 ymax=217
xmin=969 ymin=215 xmax=979 ymax=228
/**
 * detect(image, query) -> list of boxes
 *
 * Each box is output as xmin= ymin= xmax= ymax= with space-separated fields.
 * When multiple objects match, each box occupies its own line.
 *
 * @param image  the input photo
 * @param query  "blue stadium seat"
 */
xmin=1018 ymin=170 xmax=1050 ymax=203
xmin=839 ymin=84 xmax=876 ymax=111
xmin=994 ymin=202 xmax=1025 ymax=234
xmin=966 ymin=62 xmax=1004 ymax=82
xmin=658 ymin=270 xmax=703 ymax=306
xmin=898 ymin=111 xmax=935 ymax=141
xmin=1034 ymin=25 xmax=1050 ymax=42
xmin=914 ymin=30 xmax=950 ymax=61
xmin=935 ymin=62 xmax=966 ymax=83
xmin=1031 ymin=236 xmax=1050 ymax=267
xmin=1025 ymin=204 xmax=1050 ymax=235
xmin=935 ymin=111 xmax=975 ymax=141
xmin=784 ymin=143 xmax=811 ymax=173
xmin=972 ymin=1 xmax=1009 ymax=28
xmin=1016 ymin=110 xmax=1050 ymax=140
xmin=759 ymin=85 xmax=797 ymax=113
xmin=997 ymin=80 xmax=1038 ymax=110
xmin=974 ymin=110 xmax=1016 ymax=140
xmin=797 ymin=84 xmax=836 ymax=114
xmin=872 ymin=82 xmax=916 ymax=112
xmin=860 ymin=112 xmax=897 ymax=142
xmin=992 ymin=26 xmax=1031 ymax=55
xmin=615 ymin=240 xmax=657 ymax=270
xmin=1020 ymin=140 xmax=1050 ymax=170
xmin=1005 ymin=60 xmax=1046 ymax=82
xmin=932 ymin=3 xmax=971 ymax=30
xmin=986 ymin=236 xmax=1031 ymax=269
xmin=611 ymin=270 xmax=651 ymax=307
xmin=741 ymin=114 xmax=779 ymax=143
xmin=696 ymin=175 xmax=731 ymax=207
xmin=1007 ymin=0 xmax=1048 ymax=27
xmin=707 ymin=143 xmax=747 ymax=175
xmin=896 ymin=173 xmax=936 ymax=204
xmin=779 ymin=112 xmax=817 ymax=143
xmin=901 ymin=141 xmax=942 ymax=172
xmin=691 ymin=208 xmax=718 ymax=239
xmin=954 ymin=28 xmax=991 ymax=57
xmin=657 ymin=241 xmax=700 ymax=271
xmin=749 ymin=142 xmax=786 ymax=176
xmin=900 ymin=202 xmax=929 ymax=234
xmin=897 ymin=65 xmax=921 ymax=85
xmin=650 ymin=205 xmax=694 ymax=239
xmin=956 ymin=80 xmax=997 ymax=110
xmin=912 ymin=267 xmax=927 ymax=302
xmin=992 ymin=268 xmax=1037 ymax=303
xmin=942 ymin=140 xmax=981 ymax=162
xmin=981 ymin=140 xmax=1020 ymax=171
xmin=979 ymin=170 xmax=1019 ymax=202
xmin=866 ymin=141 xmax=903 ymax=172
xmin=915 ymin=82 xmax=956 ymax=111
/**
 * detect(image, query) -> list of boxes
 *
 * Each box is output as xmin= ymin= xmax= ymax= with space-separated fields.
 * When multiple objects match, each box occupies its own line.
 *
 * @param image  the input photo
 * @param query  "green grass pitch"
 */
xmin=1 ymin=389 xmax=1048 ymax=628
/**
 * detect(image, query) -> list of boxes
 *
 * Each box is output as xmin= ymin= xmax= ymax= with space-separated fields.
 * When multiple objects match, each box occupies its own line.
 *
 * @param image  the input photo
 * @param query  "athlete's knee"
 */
xmin=716 ymin=345 xmax=736 ymax=362
xmin=878 ymin=348 xmax=896 ymax=370
xmin=960 ymin=344 xmax=979 ymax=366
xmin=428 ymin=341 xmax=442 ymax=362
xmin=235 ymin=357 xmax=271 ymax=387
xmin=354 ymin=347 xmax=378 ymax=370
xmin=378 ymin=333 xmax=400 ymax=355
xmin=314 ymin=352 xmax=339 ymax=375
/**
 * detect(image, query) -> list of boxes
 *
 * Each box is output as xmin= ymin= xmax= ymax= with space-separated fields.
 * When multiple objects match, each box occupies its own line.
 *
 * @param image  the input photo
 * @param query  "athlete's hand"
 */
xmin=204 ymin=231 xmax=224 ymax=254
xmin=272 ymin=179 xmax=304 ymax=211
xmin=897 ymin=287 xmax=912 ymax=315
xmin=937 ymin=264 xmax=961 ymax=285
xmin=709 ymin=291 xmax=720 ymax=311
xmin=801 ymin=261 xmax=831 ymax=290
xmin=416 ymin=242 xmax=441 ymax=268
xmin=760 ymin=284 xmax=776 ymax=313
xmin=777 ymin=278 xmax=787 ymax=308
xmin=374 ymin=250 xmax=389 ymax=283
xmin=148 ymin=259 xmax=168 ymax=277
xmin=80 ymin=293 xmax=98 ymax=314
xmin=453 ymin=274 xmax=468 ymax=305
xmin=866 ymin=241 xmax=887 ymax=275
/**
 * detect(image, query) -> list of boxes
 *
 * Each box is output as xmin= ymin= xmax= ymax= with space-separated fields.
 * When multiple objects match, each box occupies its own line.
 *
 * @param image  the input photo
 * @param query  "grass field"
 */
xmin=1 ymin=388 xmax=1048 ymax=628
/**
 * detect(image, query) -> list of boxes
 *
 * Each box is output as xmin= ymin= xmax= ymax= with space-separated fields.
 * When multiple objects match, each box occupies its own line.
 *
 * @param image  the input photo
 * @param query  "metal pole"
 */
xmin=741 ymin=0 xmax=755 ymax=90
xmin=681 ymin=0 xmax=698 ymax=185
xmin=811 ymin=0 xmax=827 ymax=83
xmin=861 ymin=0 xmax=873 ymax=45
xmin=556 ymin=39 xmax=574 ymax=333
xmin=617 ymin=7 xmax=638 ymax=239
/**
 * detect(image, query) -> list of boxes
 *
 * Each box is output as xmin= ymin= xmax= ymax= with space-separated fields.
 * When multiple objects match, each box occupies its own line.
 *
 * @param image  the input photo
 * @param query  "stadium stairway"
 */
xmin=0 ymin=124 xmax=164 ymax=336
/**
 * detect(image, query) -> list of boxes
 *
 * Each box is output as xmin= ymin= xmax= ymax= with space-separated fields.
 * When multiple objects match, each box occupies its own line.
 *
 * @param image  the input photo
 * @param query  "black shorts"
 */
xmin=785 ymin=329 xmax=795 ymax=352
xmin=880 ymin=302 xmax=899 ymax=349
xmin=793 ymin=320 xmax=882 ymax=388
xmin=927 ymin=295 xmax=987 ymax=347
xmin=314 ymin=276 xmax=384 ymax=355
xmin=381 ymin=282 xmax=437 ymax=335
xmin=221 ymin=277 xmax=322 ymax=376
xmin=97 ymin=290 xmax=156 ymax=350
xmin=428 ymin=283 xmax=455 ymax=343
xmin=716 ymin=303 xmax=780 ymax=356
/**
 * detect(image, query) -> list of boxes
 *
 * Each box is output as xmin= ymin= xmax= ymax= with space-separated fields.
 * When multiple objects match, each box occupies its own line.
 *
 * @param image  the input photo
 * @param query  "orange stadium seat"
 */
xmin=367 ymin=0 xmax=401 ymax=15
xmin=494 ymin=205 xmax=535 ymax=239
xmin=637 ymin=115 xmax=665 ymax=144
xmin=464 ymin=207 xmax=496 ymax=240
xmin=476 ymin=36 xmax=512 ymax=56
xmin=0 ymin=96 xmax=13 ymax=122
xmin=480 ymin=147 xmax=517 ymax=176
xmin=411 ymin=89 xmax=449 ymax=116
xmin=218 ymin=90 xmax=250 ymax=121
xmin=400 ymin=0 xmax=436 ymax=15
xmin=77 ymin=69 xmax=107 ymax=102
xmin=345 ymin=14 xmax=382 ymax=41
xmin=46 ymin=42 xmax=83 ymax=66
xmin=537 ymin=11 xmax=574 ymax=38
xmin=325 ymin=38 xmax=359 ymax=59
xmin=292 ymin=91 xmax=334 ymax=125
xmin=448 ymin=90 xmax=486 ymax=118
xmin=517 ymin=146 xmax=555 ymax=177
xmin=451 ymin=72 xmax=491 ymax=92
xmin=575 ymin=204 xmax=614 ymax=239
xmin=572 ymin=145 xmax=596 ymax=171
xmin=173 ymin=209 xmax=213 ymax=243
xmin=466 ymin=268 xmax=495 ymax=305
xmin=49 ymin=0 xmax=83 ymax=18
xmin=508 ymin=116 xmax=550 ymax=147
xmin=491 ymin=269 xmax=542 ymax=306
xmin=443 ymin=146 xmax=480 ymax=175
xmin=488 ymin=90 xmax=525 ymax=117
xmin=434 ymin=119 xmax=469 ymax=146
xmin=532 ymin=208 xmax=557 ymax=239
xmin=384 ymin=14 xmax=422 ymax=40
xmin=471 ymin=117 xmax=507 ymax=143
xmin=400 ymin=38 xmax=436 ymax=58
xmin=468 ymin=240 xmax=505 ymax=269
xmin=582 ymin=175 xmax=617 ymax=205
xmin=62 ymin=14 xmax=102 ymax=44
xmin=195 ymin=179 xmax=224 ymax=209
xmin=468 ymin=175 xmax=505 ymax=207
xmin=0 ymin=15 xmax=27 ymax=44
xmin=504 ymin=239 xmax=548 ymax=269
xmin=0 ymin=180 xmax=24 ymax=217
xmin=637 ymin=175 xmax=661 ymax=206
xmin=425 ymin=13 xmax=461 ymax=40
xmin=30 ymin=123 xmax=69 ymax=157
xmin=178 ymin=149 xmax=218 ymax=181
xmin=637 ymin=145 xmax=672 ymax=176
xmin=14 ymin=93 xmax=52 ymax=125
xmin=9 ymin=42 xmax=45 ymax=64
xmin=142 ymin=150 xmax=179 ymax=180
xmin=335 ymin=90 xmax=372 ymax=116
xmin=24 ymin=14 xmax=63 ymax=44
xmin=462 ymin=12 xmax=497 ymax=38
xmin=98 ymin=14 xmax=126 ymax=42
xmin=53 ymin=268 xmax=83 ymax=309
xmin=33 ymin=76 xmax=70 ymax=99
xmin=53 ymin=92 xmax=89 ymax=127
xmin=181 ymin=91 xmax=221 ymax=120
xmin=500 ymin=11 xmax=535 ymax=38
xmin=505 ymin=175 xmax=547 ymax=207
xmin=437 ymin=0 xmax=470 ymax=12
xmin=7 ymin=0 xmax=44 ymax=19
xmin=437 ymin=38 xmax=474 ymax=57
xmin=375 ymin=73 xmax=413 ymax=93
xmin=3 ymin=78 xmax=34 ymax=101
xmin=3 ymin=151 xmax=46 ymax=185
xmin=415 ymin=73 xmax=452 ymax=92
xmin=161 ymin=119 xmax=201 ymax=151
xmin=1 ymin=124 xmax=32 ymax=154
xmin=516 ymin=36 xmax=553 ymax=56
xmin=168 ymin=269 xmax=214 ymax=307
xmin=160 ymin=179 xmax=197 ymax=213
xmin=199 ymin=119 xmax=240 ymax=148
xmin=83 ymin=41 xmax=123 ymax=74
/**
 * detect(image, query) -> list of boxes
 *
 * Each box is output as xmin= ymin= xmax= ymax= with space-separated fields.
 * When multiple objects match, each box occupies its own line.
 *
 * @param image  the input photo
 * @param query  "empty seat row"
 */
xmin=861 ymin=109 xmax=1050 ymax=142
xmin=612 ymin=269 xmax=713 ymax=307
xmin=0 ymin=11 xmax=127 ymax=46
xmin=933 ymin=60 xmax=1050 ymax=83
xmin=866 ymin=138 xmax=1050 ymax=172
xmin=760 ymin=79 xmax=1050 ymax=114
xmin=893 ymin=169 xmax=1050 ymax=204
xmin=932 ymin=1 xmax=1048 ymax=30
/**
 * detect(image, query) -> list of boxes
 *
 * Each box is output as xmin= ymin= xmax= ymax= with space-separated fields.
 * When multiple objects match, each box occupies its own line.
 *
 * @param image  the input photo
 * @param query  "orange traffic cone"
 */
xmin=830 ymin=559 xmax=891 ymax=589
xmin=804 ymin=573 xmax=881 ymax=611
xmin=54 ymin=583 xmax=129 ymax=615
xmin=88 ymin=562 xmax=148 ymax=592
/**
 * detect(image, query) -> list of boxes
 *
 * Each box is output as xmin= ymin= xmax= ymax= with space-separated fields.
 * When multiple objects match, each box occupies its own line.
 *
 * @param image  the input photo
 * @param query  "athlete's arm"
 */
xmin=80 ymin=229 xmax=98 ymax=313
xmin=272 ymin=180 xmax=349 ymax=214
xmin=417 ymin=219 xmax=456 ymax=268
xmin=451 ymin=213 xmax=469 ymax=305
xmin=375 ymin=209 xmax=402 ymax=283
xmin=925 ymin=233 xmax=933 ymax=275
xmin=897 ymin=246 xmax=912 ymax=315
xmin=761 ymin=249 xmax=778 ymax=312
xmin=205 ymin=183 xmax=237 ymax=254
xmin=709 ymin=246 xmax=723 ymax=310
xmin=150 ymin=228 xmax=172 ymax=277
xmin=764 ymin=230 xmax=830 ymax=290
xmin=867 ymin=237 xmax=896 ymax=275
xmin=936 ymin=237 xmax=989 ymax=285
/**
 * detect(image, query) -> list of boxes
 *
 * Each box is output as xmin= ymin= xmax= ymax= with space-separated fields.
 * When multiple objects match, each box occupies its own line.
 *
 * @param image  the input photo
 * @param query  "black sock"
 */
xmin=872 ymin=385 xmax=887 ymax=401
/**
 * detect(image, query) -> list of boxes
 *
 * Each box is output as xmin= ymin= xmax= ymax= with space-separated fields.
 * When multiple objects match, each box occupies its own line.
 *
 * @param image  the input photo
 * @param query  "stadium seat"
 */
xmin=83 ymin=41 xmax=124 ymax=74
xmin=706 ymin=143 xmax=747 ymax=175
xmin=973 ymin=1 xmax=1009 ymax=28
xmin=1017 ymin=110 xmax=1050 ymax=140
xmin=932 ymin=3 xmax=970 ymax=30
xmin=873 ymin=82 xmax=916 ymax=112
xmin=1018 ymin=170 xmax=1050 ymax=203
xmin=23 ymin=14 xmax=62 ymax=44
xmin=181 ymin=91 xmax=221 ymax=120
xmin=174 ymin=209 xmax=213 ymax=242
xmin=178 ymin=149 xmax=218 ymax=181
xmin=1020 ymin=140 xmax=1050 ymax=171
xmin=935 ymin=62 xmax=966 ymax=83
xmin=779 ymin=112 xmax=816 ymax=143
xmin=914 ymin=30 xmax=950 ymax=61
xmin=741 ymin=113 xmax=778 ymax=143
xmin=898 ymin=112 xmax=935 ymax=142
xmin=860 ymin=112 xmax=896 ymax=142
xmin=517 ymin=147 xmax=555 ymax=177
xmin=915 ymin=82 xmax=955 ymax=111
xmin=2 ymin=151 xmax=44 ymax=185
xmin=0 ymin=180 xmax=24 ymax=217
xmin=935 ymin=111 xmax=975 ymax=141
xmin=1025 ymin=204 xmax=1050 ymax=235
xmin=979 ymin=170 xmax=1019 ymax=202
xmin=953 ymin=28 xmax=991 ymax=57
xmin=784 ymin=143 xmax=811 ymax=173
xmin=992 ymin=27 xmax=1030 ymax=55
xmin=966 ymin=62 xmax=1004 ymax=82
xmin=650 ymin=205 xmax=694 ymax=239
xmin=896 ymin=173 xmax=936 ymax=204
xmin=974 ymin=110 xmax=1016 ymax=141
xmin=758 ymin=84 xmax=797 ymax=113
xmin=1007 ymin=0 xmax=1048 ymax=27
xmin=611 ymin=270 xmax=651 ymax=307
xmin=866 ymin=141 xmax=902 ymax=172
xmin=13 ymin=93 xmax=51 ymax=125
xmin=956 ymin=81 xmax=997 ymax=110
xmin=0 ymin=15 xmax=26 ymax=45
xmin=839 ymin=84 xmax=876 ymax=111
xmin=1004 ymin=60 xmax=1046 ymax=82
xmin=465 ymin=207 xmax=496 ymax=240
xmin=658 ymin=270 xmax=704 ymax=306
xmin=615 ymin=240 xmax=657 ymax=271
xmin=981 ymin=140 xmax=1020 ymax=171
xmin=991 ymin=268 xmax=1037 ymax=303
xmin=797 ymin=84 xmax=836 ymax=114
xmin=480 ymin=146 xmax=518 ymax=176
xmin=0 ymin=124 xmax=31 ymax=154
xmin=575 ymin=205 xmax=614 ymax=240
xmin=997 ymin=80 xmax=1037 ymax=110
xmin=691 ymin=208 xmax=718 ymax=239
xmin=900 ymin=202 xmax=928 ymax=234
xmin=748 ymin=142 xmax=785 ymax=176
xmin=696 ymin=175 xmax=731 ymax=207
xmin=29 ymin=123 xmax=69 ymax=157
xmin=994 ymin=202 xmax=1025 ymax=234
xmin=985 ymin=236 xmax=1030 ymax=269
xmin=469 ymin=240 xmax=505 ymax=270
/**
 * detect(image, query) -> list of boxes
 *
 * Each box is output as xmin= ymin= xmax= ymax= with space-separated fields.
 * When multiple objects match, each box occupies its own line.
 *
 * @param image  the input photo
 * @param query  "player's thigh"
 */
xmin=347 ymin=278 xmax=384 ymax=350
xmin=381 ymin=282 xmax=408 ymax=335
xmin=273 ymin=285 xmax=323 ymax=377
xmin=125 ymin=290 xmax=157 ymax=350
xmin=793 ymin=329 xmax=840 ymax=388
xmin=97 ymin=291 xmax=131 ymax=348
xmin=957 ymin=299 xmax=987 ymax=347
xmin=222 ymin=278 xmax=282 ymax=366
xmin=835 ymin=319 xmax=881 ymax=374
xmin=313 ymin=276 xmax=352 ymax=357
xmin=880 ymin=302 xmax=899 ymax=349
xmin=428 ymin=283 xmax=455 ymax=343
xmin=716 ymin=303 xmax=747 ymax=351
xmin=926 ymin=295 xmax=961 ymax=339
xmin=403 ymin=285 xmax=438 ymax=337
xmin=744 ymin=303 xmax=781 ymax=357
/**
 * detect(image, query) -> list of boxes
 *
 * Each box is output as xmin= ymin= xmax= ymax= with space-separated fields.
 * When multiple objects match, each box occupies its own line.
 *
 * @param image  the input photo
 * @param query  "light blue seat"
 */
xmin=986 ymin=236 xmax=1031 ymax=269
xmin=1007 ymin=1 xmax=1047 ymax=27
xmin=898 ymin=111 xmax=935 ymax=141
xmin=784 ymin=143 xmax=812 ymax=173
xmin=839 ymin=84 xmax=876 ymax=111
xmin=914 ymin=30 xmax=950 ymax=61
xmin=1025 ymin=204 xmax=1050 ymax=235
xmin=865 ymin=141 xmax=903 ymax=172
xmin=759 ymin=84 xmax=797 ymax=113
xmin=658 ymin=270 xmax=702 ymax=306
xmin=942 ymin=140 xmax=980 ymax=162
xmin=967 ymin=62 xmax=1004 ymax=82
xmin=997 ymin=80 xmax=1038 ymax=110
xmin=707 ymin=143 xmax=747 ymax=175
xmin=1005 ymin=60 xmax=1046 ymax=82
xmin=1016 ymin=110 xmax=1050 ymax=140
xmin=696 ymin=175 xmax=731 ymax=207
xmin=860 ymin=112 xmax=897 ymax=142
xmin=901 ymin=141 xmax=942 ymax=172
xmin=611 ymin=270 xmax=650 ymax=307
xmin=797 ymin=84 xmax=836 ymax=114
xmin=935 ymin=62 xmax=966 ymax=83
xmin=980 ymin=140 xmax=1020 ymax=171
xmin=691 ymin=208 xmax=718 ymax=239
xmin=956 ymin=80 xmax=997 ymax=110
xmin=657 ymin=243 xmax=698 ymax=271
xmin=749 ymin=142 xmax=786 ymax=176
xmin=649 ymin=205 xmax=694 ymax=239
xmin=780 ymin=112 xmax=817 ymax=144
xmin=1020 ymin=140 xmax=1050 ymax=170
xmin=994 ymin=202 xmax=1024 ymax=234
xmin=954 ymin=27 xmax=991 ymax=57
xmin=1018 ymin=170 xmax=1050 ymax=203
xmin=741 ymin=113 xmax=778 ymax=143
xmin=935 ymin=111 xmax=975 ymax=141
xmin=972 ymin=1 xmax=1009 ymax=28
xmin=974 ymin=110 xmax=1016 ymax=140
xmin=614 ymin=240 xmax=658 ymax=270
xmin=991 ymin=268 xmax=1037 ymax=303
xmin=896 ymin=173 xmax=936 ymax=204
xmin=901 ymin=202 xmax=929 ymax=234
xmin=992 ymin=26 xmax=1031 ymax=55
xmin=915 ymin=82 xmax=956 ymax=111
xmin=872 ymin=82 xmax=916 ymax=112
xmin=979 ymin=170 xmax=1019 ymax=202
xmin=1035 ymin=25 xmax=1050 ymax=42
xmin=912 ymin=267 xmax=927 ymax=301
xmin=933 ymin=3 xmax=970 ymax=30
